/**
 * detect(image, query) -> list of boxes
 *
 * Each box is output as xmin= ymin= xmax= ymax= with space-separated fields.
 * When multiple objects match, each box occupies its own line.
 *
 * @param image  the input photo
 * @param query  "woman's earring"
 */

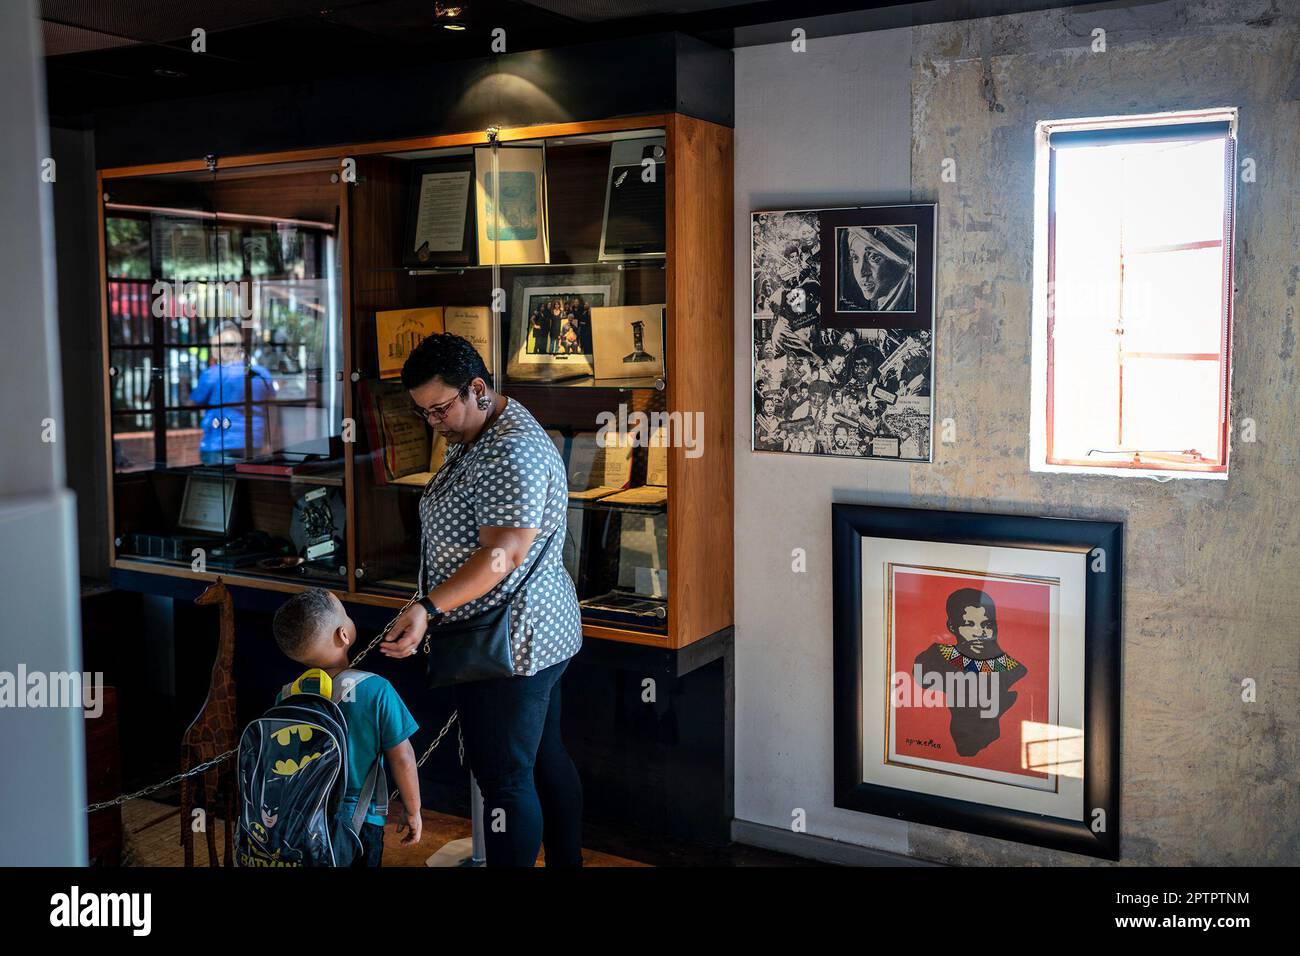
xmin=477 ymin=395 xmax=491 ymax=411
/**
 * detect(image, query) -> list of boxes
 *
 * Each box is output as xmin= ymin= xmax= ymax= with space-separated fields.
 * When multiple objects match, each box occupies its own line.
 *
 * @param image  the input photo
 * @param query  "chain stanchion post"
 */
xmin=469 ymin=774 xmax=486 ymax=866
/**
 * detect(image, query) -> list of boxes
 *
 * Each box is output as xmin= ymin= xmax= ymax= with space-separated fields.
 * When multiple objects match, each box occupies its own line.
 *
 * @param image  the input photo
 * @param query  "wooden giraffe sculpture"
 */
xmin=180 ymin=578 xmax=239 ymax=867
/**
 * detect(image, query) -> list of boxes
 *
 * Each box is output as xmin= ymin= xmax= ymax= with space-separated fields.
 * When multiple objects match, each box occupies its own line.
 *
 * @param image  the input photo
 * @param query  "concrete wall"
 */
xmin=733 ymin=0 xmax=1300 ymax=865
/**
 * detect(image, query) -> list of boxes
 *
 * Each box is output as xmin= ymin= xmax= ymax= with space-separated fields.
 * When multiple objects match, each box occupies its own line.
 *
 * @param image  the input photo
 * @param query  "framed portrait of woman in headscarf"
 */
xmin=819 ymin=204 xmax=936 ymax=330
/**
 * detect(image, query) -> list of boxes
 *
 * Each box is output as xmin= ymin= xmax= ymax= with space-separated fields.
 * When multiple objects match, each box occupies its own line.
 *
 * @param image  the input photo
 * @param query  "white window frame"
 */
xmin=1029 ymin=108 xmax=1238 ymax=481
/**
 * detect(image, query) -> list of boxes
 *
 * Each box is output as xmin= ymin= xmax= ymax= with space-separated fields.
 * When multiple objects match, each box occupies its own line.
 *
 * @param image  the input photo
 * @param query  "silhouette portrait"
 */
xmin=913 ymin=587 xmax=1029 ymax=757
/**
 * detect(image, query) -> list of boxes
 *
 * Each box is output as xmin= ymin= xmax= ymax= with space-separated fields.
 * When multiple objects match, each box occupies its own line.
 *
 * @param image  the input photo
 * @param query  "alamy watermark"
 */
xmin=595 ymin=404 xmax=705 ymax=459
xmin=0 ymin=666 xmax=105 ymax=718
xmin=892 ymin=665 xmax=1001 ymax=718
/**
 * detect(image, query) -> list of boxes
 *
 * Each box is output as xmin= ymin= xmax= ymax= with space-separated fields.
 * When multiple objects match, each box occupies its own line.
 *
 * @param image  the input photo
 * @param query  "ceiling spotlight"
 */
xmin=435 ymin=2 xmax=468 ymax=30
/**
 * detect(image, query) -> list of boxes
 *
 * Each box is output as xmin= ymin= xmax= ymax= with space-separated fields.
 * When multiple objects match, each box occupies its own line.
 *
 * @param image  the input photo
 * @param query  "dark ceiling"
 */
xmin=42 ymin=0 xmax=1114 ymax=118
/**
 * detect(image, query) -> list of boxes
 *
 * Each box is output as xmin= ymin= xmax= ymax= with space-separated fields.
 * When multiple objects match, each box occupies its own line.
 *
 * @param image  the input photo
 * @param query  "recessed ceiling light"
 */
xmin=435 ymin=1 xmax=468 ymax=30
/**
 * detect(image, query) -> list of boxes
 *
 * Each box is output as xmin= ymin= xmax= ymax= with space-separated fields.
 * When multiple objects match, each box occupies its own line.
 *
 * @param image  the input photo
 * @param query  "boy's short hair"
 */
xmin=273 ymin=588 xmax=339 ymax=659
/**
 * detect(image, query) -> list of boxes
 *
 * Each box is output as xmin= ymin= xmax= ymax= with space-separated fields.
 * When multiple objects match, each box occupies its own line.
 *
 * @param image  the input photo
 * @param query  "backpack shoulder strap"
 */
xmin=350 ymin=757 xmax=389 ymax=836
xmin=333 ymin=668 xmax=388 ymax=833
xmin=331 ymin=669 xmax=376 ymax=703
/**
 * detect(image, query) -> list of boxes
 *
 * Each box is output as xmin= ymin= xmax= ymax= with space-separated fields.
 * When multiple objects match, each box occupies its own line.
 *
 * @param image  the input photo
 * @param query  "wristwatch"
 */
xmin=417 ymin=595 xmax=442 ymax=623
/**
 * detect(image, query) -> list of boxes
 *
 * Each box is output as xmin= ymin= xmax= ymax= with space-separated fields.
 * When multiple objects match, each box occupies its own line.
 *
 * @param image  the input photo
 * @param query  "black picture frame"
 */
xmin=401 ymin=156 xmax=475 ymax=268
xmin=819 ymin=204 xmax=936 ymax=330
xmin=599 ymin=136 xmax=667 ymax=261
xmin=832 ymin=503 xmax=1122 ymax=860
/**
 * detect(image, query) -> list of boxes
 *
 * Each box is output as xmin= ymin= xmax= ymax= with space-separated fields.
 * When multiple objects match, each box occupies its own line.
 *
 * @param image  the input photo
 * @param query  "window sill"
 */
xmin=1030 ymin=460 xmax=1228 ymax=481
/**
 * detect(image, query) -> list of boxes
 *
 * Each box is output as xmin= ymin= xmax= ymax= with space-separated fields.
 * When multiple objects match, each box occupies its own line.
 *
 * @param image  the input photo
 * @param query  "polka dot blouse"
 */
xmin=418 ymin=398 xmax=583 ymax=676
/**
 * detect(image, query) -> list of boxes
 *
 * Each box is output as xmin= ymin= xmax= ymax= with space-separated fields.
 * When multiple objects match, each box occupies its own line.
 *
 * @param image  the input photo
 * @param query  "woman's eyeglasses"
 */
xmin=410 ymin=385 xmax=468 ymax=423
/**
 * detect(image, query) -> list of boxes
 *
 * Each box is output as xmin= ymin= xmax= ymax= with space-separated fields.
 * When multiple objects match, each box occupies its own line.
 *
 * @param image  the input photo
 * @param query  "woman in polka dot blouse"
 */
xmin=380 ymin=332 xmax=584 ymax=867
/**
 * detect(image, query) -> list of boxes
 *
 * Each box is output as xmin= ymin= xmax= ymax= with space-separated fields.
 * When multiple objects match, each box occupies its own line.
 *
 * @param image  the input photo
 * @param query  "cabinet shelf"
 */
xmin=389 ymin=259 xmax=666 ymax=277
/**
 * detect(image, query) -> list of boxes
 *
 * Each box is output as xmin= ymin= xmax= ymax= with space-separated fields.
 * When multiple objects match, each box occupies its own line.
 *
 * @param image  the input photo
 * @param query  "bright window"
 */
xmin=1031 ymin=110 xmax=1237 ymax=478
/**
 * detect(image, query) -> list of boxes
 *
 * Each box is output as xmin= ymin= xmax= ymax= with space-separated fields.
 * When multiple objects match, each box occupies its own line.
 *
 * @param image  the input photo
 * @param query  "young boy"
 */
xmin=272 ymin=588 xmax=422 ymax=865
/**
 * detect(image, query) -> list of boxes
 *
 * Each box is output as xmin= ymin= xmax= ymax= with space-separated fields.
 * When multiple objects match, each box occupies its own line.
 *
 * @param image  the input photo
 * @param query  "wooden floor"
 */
xmin=121 ymin=799 xmax=645 ymax=867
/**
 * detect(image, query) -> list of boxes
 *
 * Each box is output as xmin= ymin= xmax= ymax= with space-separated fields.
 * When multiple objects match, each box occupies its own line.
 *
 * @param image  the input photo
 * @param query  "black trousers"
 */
xmin=453 ymin=657 xmax=584 ymax=867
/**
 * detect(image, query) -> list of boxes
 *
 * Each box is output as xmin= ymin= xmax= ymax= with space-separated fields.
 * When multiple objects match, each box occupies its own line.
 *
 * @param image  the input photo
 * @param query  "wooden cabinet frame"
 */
xmin=98 ymin=112 xmax=734 ymax=649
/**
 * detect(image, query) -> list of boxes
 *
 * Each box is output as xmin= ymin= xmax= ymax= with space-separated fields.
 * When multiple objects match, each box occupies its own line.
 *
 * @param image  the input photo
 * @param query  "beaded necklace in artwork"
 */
xmin=937 ymin=642 xmax=1021 ymax=674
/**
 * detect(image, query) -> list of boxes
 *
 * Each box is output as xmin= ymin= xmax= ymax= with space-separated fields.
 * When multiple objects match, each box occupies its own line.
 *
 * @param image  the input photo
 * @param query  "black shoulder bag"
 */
xmin=418 ymin=528 xmax=559 ymax=688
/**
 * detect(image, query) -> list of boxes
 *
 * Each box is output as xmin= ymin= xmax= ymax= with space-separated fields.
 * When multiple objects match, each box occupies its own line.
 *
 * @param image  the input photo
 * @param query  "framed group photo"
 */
xmin=832 ymin=504 xmax=1122 ymax=859
xmin=506 ymin=272 xmax=621 ymax=382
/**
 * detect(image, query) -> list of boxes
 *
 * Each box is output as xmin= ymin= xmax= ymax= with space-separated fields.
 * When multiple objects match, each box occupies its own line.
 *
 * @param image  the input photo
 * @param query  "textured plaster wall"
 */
xmin=734 ymin=0 xmax=1300 ymax=865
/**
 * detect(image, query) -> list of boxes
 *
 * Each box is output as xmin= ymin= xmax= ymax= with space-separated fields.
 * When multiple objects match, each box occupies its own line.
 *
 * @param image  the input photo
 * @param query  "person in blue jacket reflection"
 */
xmin=190 ymin=320 xmax=275 ymax=464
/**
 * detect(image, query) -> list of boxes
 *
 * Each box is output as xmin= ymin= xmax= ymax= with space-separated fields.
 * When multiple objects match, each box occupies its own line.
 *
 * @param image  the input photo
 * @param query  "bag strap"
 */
xmin=330 ymin=669 xmax=374 ymax=703
xmin=286 ymin=667 xmax=332 ymax=700
xmin=507 ymin=525 xmax=559 ymax=599
xmin=419 ymin=523 xmax=560 ymax=611
xmin=327 ymin=669 xmax=387 ymax=834
xmin=350 ymin=756 xmax=388 ymax=835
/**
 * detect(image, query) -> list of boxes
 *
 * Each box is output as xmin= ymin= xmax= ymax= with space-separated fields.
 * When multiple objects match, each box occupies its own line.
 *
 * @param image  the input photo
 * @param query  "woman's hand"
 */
xmin=379 ymin=603 xmax=429 ymax=658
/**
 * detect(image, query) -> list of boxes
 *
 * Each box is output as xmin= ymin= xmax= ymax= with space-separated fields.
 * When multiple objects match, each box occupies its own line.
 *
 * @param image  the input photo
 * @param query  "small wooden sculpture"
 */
xmin=180 ymin=578 xmax=239 ymax=867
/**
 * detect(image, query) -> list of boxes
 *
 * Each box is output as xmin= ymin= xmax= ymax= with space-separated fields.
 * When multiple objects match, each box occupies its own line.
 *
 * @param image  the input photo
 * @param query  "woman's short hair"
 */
xmin=401 ymin=332 xmax=491 ymax=392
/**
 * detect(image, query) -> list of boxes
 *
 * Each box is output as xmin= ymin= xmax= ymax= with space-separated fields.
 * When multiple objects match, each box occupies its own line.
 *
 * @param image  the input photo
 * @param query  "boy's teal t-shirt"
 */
xmin=278 ymin=673 xmax=418 ymax=826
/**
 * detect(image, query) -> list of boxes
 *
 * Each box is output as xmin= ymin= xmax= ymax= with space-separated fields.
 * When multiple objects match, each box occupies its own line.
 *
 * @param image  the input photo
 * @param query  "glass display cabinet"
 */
xmin=103 ymin=158 xmax=348 ymax=588
xmin=100 ymin=114 xmax=733 ymax=649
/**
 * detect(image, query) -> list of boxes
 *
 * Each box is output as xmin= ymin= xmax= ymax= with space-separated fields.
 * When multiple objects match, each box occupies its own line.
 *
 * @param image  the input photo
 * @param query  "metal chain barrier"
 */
xmin=87 ymin=603 xmax=458 ymax=814
xmin=350 ymin=590 xmax=424 ymax=666
xmin=85 ymin=748 xmax=237 ymax=813
xmin=387 ymin=709 xmax=460 ymax=805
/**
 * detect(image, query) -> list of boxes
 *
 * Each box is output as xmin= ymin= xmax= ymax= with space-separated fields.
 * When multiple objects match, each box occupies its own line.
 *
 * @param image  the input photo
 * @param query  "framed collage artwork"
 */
xmin=751 ymin=206 xmax=935 ymax=461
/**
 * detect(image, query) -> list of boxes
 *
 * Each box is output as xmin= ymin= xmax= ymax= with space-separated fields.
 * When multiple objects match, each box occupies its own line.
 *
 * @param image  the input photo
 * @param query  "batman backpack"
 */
xmin=235 ymin=668 xmax=387 ymax=867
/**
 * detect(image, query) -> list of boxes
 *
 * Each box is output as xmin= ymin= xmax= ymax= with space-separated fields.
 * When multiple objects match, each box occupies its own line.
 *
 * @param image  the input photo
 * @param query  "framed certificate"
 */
xmin=178 ymin=475 xmax=237 ymax=533
xmin=403 ymin=157 xmax=475 ymax=267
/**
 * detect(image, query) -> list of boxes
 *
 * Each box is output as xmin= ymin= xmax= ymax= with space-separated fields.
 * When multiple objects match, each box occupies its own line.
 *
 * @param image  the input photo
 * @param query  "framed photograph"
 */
xmin=590 ymin=304 xmax=664 ymax=381
xmin=819 ymin=204 xmax=936 ymax=331
xmin=374 ymin=307 xmax=444 ymax=379
xmin=151 ymin=215 xmax=216 ymax=279
xmin=474 ymin=145 xmax=549 ymax=266
xmin=832 ymin=504 xmax=1122 ymax=859
xmin=599 ymin=136 xmax=666 ymax=261
xmin=751 ymin=209 xmax=933 ymax=462
xmin=178 ymin=475 xmax=237 ymax=533
xmin=506 ymin=272 xmax=620 ymax=382
xmin=402 ymin=157 xmax=475 ymax=268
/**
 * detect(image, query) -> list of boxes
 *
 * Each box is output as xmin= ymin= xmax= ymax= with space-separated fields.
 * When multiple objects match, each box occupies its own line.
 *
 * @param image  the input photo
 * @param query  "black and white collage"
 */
xmin=751 ymin=206 xmax=935 ymax=461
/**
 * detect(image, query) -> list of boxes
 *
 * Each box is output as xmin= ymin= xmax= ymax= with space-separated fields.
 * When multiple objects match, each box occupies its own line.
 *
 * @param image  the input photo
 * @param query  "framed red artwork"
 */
xmin=833 ymin=504 xmax=1122 ymax=859
xmin=887 ymin=565 xmax=1058 ymax=788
